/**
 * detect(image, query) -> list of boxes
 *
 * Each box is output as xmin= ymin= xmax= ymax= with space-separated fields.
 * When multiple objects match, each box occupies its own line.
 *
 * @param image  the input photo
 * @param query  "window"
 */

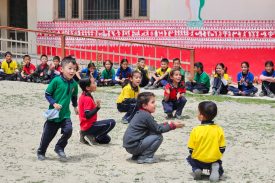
xmin=72 ymin=0 xmax=79 ymax=18
xmin=139 ymin=0 xmax=147 ymax=16
xmin=58 ymin=0 xmax=66 ymax=18
xmin=83 ymin=0 xmax=120 ymax=20
xmin=124 ymin=0 xmax=132 ymax=17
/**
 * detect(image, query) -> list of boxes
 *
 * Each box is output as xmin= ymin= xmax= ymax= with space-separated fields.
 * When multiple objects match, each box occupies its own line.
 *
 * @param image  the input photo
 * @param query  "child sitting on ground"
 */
xmin=0 ymin=51 xmax=19 ymax=80
xmin=79 ymin=62 xmax=99 ymax=81
xmin=123 ymin=92 xmax=184 ymax=164
xmin=144 ymin=58 xmax=171 ymax=89
xmin=20 ymin=55 xmax=36 ymax=82
xmin=136 ymin=58 xmax=149 ymax=87
xmin=97 ymin=60 xmax=116 ymax=87
xmin=116 ymin=71 xmax=141 ymax=123
xmin=172 ymin=58 xmax=185 ymax=82
xmin=115 ymin=59 xmax=132 ymax=86
xmin=186 ymin=62 xmax=210 ymax=94
xmin=162 ymin=69 xmax=187 ymax=119
xmin=187 ymin=101 xmax=226 ymax=182
xmin=33 ymin=54 xmax=50 ymax=84
xmin=228 ymin=61 xmax=258 ymax=96
xmin=259 ymin=60 xmax=275 ymax=98
xmin=48 ymin=56 xmax=62 ymax=80
xmin=211 ymin=63 xmax=229 ymax=95
xmin=78 ymin=77 xmax=116 ymax=145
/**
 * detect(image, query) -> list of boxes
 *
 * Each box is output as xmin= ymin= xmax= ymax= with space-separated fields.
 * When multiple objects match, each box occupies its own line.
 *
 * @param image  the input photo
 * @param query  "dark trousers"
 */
xmin=262 ymin=81 xmax=275 ymax=95
xmin=83 ymin=119 xmax=116 ymax=144
xmin=97 ymin=79 xmax=117 ymax=87
xmin=149 ymin=77 xmax=168 ymax=87
xmin=37 ymin=119 xmax=72 ymax=155
xmin=126 ymin=134 xmax=163 ymax=159
xmin=186 ymin=81 xmax=209 ymax=94
xmin=19 ymin=74 xmax=34 ymax=82
xmin=0 ymin=72 xmax=18 ymax=81
xmin=212 ymin=77 xmax=228 ymax=94
xmin=117 ymin=99 xmax=138 ymax=122
xmin=140 ymin=77 xmax=149 ymax=87
xmin=162 ymin=97 xmax=187 ymax=116
xmin=228 ymin=86 xmax=258 ymax=96
xmin=187 ymin=155 xmax=224 ymax=176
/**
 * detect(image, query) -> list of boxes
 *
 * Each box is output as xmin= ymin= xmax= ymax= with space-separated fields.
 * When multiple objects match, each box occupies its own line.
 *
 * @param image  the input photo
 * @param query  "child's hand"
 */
xmin=50 ymin=63 xmax=55 ymax=70
xmin=187 ymin=75 xmax=193 ymax=82
xmin=173 ymin=121 xmax=185 ymax=128
xmin=165 ymin=88 xmax=170 ymax=95
xmin=176 ymin=92 xmax=181 ymax=99
xmin=53 ymin=103 xmax=62 ymax=110
xmin=74 ymin=107 xmax=79 ymax=115
xmin=96 ymin=100 xmax=101 ymax=108
xmin=40 ymin=72 xmax=44 ymax=77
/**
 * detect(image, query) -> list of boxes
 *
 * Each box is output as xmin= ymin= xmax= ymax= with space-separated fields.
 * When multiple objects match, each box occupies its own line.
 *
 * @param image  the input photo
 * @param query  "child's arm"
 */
xmin=260 ymin=74 xmax=275 ymax=83
xmin=84 ymin=100 xmax=101 ymax=119
xmin=163 ymin=84 xmax=171 ymax=101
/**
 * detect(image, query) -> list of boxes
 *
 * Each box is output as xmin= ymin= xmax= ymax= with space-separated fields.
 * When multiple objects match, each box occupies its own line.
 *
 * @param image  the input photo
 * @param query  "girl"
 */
xmin=136 ymin=58 xmax=149 ymax=87
xmin=116 ymin=71 xmax=141 ymax=124
xmin=259 ymin=60 xmax=275 ymax=98
xmin=78 ymin=77 xmax=116 ymax=145
xmin=98 ymin=60 xmax=116 ymax=87
xmin=162 ymin=69 xmax=187 ymax=119
xmin=115 ymin=59 xmax=132 ymax=86
xmin=212 ymin=63 xmax=229 ymax=95
xmin=228 ymin=61 xmax=258 ymax=96
xmin=79 ymin=62 xmax=99 ymax=81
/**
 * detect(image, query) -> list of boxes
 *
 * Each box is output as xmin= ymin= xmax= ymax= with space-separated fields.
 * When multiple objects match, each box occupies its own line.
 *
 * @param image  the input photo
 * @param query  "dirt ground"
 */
xmin=0 ymin=80 xmax=275 ymax=183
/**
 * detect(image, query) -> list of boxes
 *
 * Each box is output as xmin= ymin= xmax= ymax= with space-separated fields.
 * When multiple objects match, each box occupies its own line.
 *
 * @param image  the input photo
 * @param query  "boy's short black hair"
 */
xmin=194 ymin=62 xmax=204 ymax=70
xmin=173 ymin=58 xmax=180 ymax=62
xmin=161 ymin=58 xmax=169 ymax=64
xmin=198 ymin=101 xmax=217 ymax=121
xmin=88 ymin=62 xmax=96 ymax=68
xmin=40 ymin=54 xmax=48 ymax=59
xmin=23 ymin=55 xmax=31 ymax=59
xmin=137 ymin=92 xmax=155 ymax=108
xmin=61 ymin=56 xmax=77 ymax=68
xmin=4 ymin=51 xmax=12 ymax=57
xmin=79 ymin=78 xmax=91 ymax=92
xmin=138 ymin=58 xmax=145 ymax=62
xmin=53 ymin=56 xmax=60 ymax=62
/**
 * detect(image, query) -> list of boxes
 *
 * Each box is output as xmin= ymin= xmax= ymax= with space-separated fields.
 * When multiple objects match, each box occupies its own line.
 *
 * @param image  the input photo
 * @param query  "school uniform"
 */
xmin=212 ymin=74 xmax=229 ymax=94
xmin=80 ymin=67 xmax=99 ymax=80
xmin=0 ymin=60 xmax=18 ymax=80
xmin=115 ymin=67 xmax=132 ymax=86
xmin=186 ymin=72 xmax=210 ymax=93
xmin=48 ymin=65 xmax=62 ymax=81
xmin=261 ymin=70 xmax=275 ymax=95
xmin=20 ymin=63 xmax=36 ymax=81
xmin=149 ymin=67 xmax=171 ymax=87
xmin=97 ymin=68 xmax=116 ymax=87
xmin=136 ymin=66 xmax=149 ymax=87
xmin=33 ymin=64 xmax=50 ymax=83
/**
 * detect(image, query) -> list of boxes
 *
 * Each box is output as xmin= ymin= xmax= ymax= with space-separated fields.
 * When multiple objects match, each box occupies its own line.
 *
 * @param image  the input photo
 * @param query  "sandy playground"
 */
xmin=0 ymin=80 xmax=275 ymax=183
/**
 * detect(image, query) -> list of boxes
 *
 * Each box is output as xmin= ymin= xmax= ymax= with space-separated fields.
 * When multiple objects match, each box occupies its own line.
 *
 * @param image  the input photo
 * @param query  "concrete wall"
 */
xmin=37 ymin=0 xmax=54 ymax=21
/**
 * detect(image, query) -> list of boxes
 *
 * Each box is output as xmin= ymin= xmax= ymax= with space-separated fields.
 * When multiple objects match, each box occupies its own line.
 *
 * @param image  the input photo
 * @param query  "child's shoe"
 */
xmin=165 ymin=113 xmax=173 ymax=119
xmin=79 ymin=131 xmax=89 ymax=145
xmin=54 ymin=149 xmax=68 ymax=162
xmin=137 ymin=157 xmax=157 ymax=164
xmin=209 ymin=162 xmax=220 ymax=182
xmin=268 ymin=93 xmax=275 ymax=98
xmin=193 ymin=169 xmax=202 ymax=180
xmin=193 ymin=89 xmax=203 ymax=94
xmin=84 ymin=135 xmax=98 ymax=145
xmin=37 ymin=153 xmax=46 ymax=161
xmin=174 ymin=114 xmax=182 ymax=119
xmin=259 ymin=91 xmax=266 ymax=97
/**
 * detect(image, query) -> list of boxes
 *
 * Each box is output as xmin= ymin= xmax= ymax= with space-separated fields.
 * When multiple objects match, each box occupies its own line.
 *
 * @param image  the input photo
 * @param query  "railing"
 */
xmin=0 ymin=26 xmax=194 ymax=75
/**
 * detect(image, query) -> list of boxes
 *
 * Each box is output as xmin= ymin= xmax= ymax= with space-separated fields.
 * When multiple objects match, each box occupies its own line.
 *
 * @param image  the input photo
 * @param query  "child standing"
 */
xmin=162 ymin=69 xmax=187 ymax=119
xmin=20 ymin=55 xmax=36 ymax=82
xmin=123 ymin=92 xmax=184 ymax=164
xmin=78 ymin=78 xmax=116 ymax=145
xmin=48 ymin=56 xmax=62 ymax=80
xmin=187 ymin=101 xmax=226 ymax=182
xmin=115 ymin=59 xmax=132 ymax=86
xmin=37 ymin=56 xmax=79 ymax=161
xmin=172 ymin=58 xmax=185 ymax=82
xmin=97 ymin=60 xmax=116 ymax=87
xmin=136 ymin=58 xmax=149 ymax=87
xmin=144 ymin=58 xmax=171 ymax=89
xmin=33 ymin=54 xmax=50 ymax=83
xmin=259 ymin=60 xmax=275 ymax=98
xmin=116 ymin=71 xmax=141 ymax=123
xmin=211 ymin=63 xmax=229 ymax=95
xmin=0 ymin=51 xmax=19 ymax=80
xmin=186 ymin=62 xmax=210 ymax=94
xmin=228 ymin=61 xmax=258 ymax=96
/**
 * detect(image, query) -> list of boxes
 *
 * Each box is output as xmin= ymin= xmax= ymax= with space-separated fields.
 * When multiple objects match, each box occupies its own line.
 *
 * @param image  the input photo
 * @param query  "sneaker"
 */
xmin=193 ymin=89 xmax=203 ymax=94
xmin=165 ymin=113 xmax=173 ymax=119
xmin=209 ymin=162 xmax=220 ymax=182
xmin=54 ymin=149 xmax=68 ymax=162
xmin=37 ymin=153 xmax=46 ymax=161
xmin=137 ymin=157 xmax=157 ymax=164
xmin=122 ymin=117 xmax=129 ymax=124
xmin=174 ymin=114 xmax=182 ymax=119
xmin=131 ymin=155 xmax=139 ymax=161
xmin=249 ymin=93 xmax=255 ymax=97
xmin=259 ymin=91 xmax=266 ymax=97
xmin=79 ymin=131 xmax=89 ymax=145
xmin=268 ymin=93 xmax=275 ymax=98
xmin=193 ymin=169 xmax=202 ymax=180
xmin=84 ymin=135 xmax=98 ymax=145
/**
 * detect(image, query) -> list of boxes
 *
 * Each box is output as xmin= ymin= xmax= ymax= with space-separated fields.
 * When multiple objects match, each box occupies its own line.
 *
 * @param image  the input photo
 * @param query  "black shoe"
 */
xmin=131 ymin=155 xmax=139 ymax=161
xmin=54 ymin=149 xmax=68 ymax=162
xmin=79 ymin=131 xmax=89 ymax=145
xmin=37 ymin=153 xmax=46 ymax=161
xmin=165 ymin=113 xmax=173 ymax=119
xmin=84 ymin=135 xmax=98 ymax=145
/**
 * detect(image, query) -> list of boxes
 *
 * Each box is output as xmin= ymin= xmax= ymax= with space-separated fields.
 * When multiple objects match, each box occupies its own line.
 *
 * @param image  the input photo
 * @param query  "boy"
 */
xmin=37 ymin=56 xmax=79 ymax=161
xmin=187 ymin=101 xmax=226 ymax=182
xmin=123 ymin=92 xmax=184 ymax=164
xmin=20 ymin=55 xmax=36 ymax=82
xmin=48 ymin=56 xmax=62 ymax=80
xmin=144 ymin=58 xmax=171 ymax=89
xmin=136 ymin=58 xmax=149 ymax=87
xmin=33 ymin=54 xmax=50 ymax=84
xmin=172 ymin=58 xmax=185 ymax=82
xmin=186 ymin=62 xmax=210 ymax=94
xmin=0 ymin=51 xmax=19 ymax=80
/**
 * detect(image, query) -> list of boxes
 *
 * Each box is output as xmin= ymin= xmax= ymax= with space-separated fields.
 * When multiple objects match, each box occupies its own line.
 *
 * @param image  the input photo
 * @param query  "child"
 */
xmin=48 ymin=56 xmax=62 ymax=80
xmin=80 ymin=62 xmax=99 ymax=80
xmin=228 ymin=61 xmax=258 ymax=96
xmin=186 ymin=62 xmax=210 ymax=94
xmin=144 ymin=58 xmax=171 ymax=89
xmin=211 ymin=63 xmax=229 ymax=95
xmin=37 ymin=56 xmax=79 ymax=161
xmin=78 ymin=77 xmax=116 ymax=145
xmin=172 ymin=58 xmax=185 ymax=82
xmin=162 ymin=69 xmax=187 ymax=119
xmin=33 ymin=54 xmax=50 ymax=84
xmin=115 ymin=59 xmax=132 ymax=86
xmin=136 ymin=58 xmax=149 ymax=87
xmin=123 ymin=92 xmax=184 ymax=164
xmin=0 ymin=51 xmax=19 ymax=80
xmin=116 ymin=71 xmax=141 ymax=123
xmin=20 ymin=55 xmax=36 ymax=82
xmin=259 ymin=60 xmax=275 ymax=98
xmin=187 ymin=101 xmax=226 ymax=181
xmin=97 ymin=60 xmax=116 ymax=87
